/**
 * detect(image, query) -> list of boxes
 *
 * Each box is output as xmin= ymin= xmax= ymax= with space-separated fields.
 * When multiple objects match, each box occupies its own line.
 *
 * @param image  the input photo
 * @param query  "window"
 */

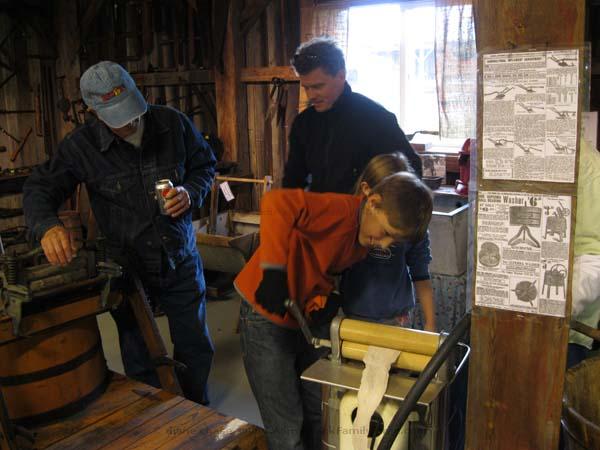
xmin=346 ymin=2 xmax=439 ymax=135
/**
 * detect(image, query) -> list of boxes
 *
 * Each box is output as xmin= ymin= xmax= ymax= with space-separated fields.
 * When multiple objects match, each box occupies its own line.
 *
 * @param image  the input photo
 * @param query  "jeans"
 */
xmin=239 ymin=301 xmax=329 ymax=450
xmin=110 ymin=252 xmax=214 ymax=404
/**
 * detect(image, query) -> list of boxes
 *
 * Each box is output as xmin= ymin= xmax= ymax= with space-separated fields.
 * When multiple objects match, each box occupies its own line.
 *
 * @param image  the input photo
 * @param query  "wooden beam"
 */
xmin=130 ymin=67 xmax=296 ymax=86
xmin=240 ymin=0 xmax=273 ymax=36
xmin=212 ymin=0 xmax=230 ymax=73
xmin=80 ymin=0 xmax=108 ymax=46
xmin=132 ymin=69 xmax=214 ymax=86
xmin=214 ymin=0 xmax=249 ymax=165
xmin=465 ymin=1 xmax=586 ymax=449
xmin=241 ymin=65 xmax=298 ymax=83
xmin=54 ymin=0 xmax=82 ymax=142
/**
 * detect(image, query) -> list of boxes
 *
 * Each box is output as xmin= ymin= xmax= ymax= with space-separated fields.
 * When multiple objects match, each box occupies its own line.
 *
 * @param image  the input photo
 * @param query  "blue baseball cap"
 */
xmin=80 ymin=61 xmax=147 ymax=128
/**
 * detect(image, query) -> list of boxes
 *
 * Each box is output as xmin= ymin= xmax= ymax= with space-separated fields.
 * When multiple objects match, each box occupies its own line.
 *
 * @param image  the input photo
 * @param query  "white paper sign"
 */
xmin=219 ymin=181 xmax=235 ymax=202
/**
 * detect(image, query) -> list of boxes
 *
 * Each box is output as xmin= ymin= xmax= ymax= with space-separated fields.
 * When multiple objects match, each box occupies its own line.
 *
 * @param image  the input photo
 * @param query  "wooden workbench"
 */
xmin=1 ymin=295 xmax=266 ymax=449
xmin=27 ymin=373 xmax=267 ymax=450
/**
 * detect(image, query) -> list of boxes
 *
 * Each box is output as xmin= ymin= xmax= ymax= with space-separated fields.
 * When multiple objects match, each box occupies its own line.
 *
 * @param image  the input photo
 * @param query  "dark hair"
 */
xmin=354 ymin=153 xmax=412 ymax=195
xmin=291 ymin=37 xmax=346 ymax=76
xmin=371 ymin=172 xmax=433 ymax=243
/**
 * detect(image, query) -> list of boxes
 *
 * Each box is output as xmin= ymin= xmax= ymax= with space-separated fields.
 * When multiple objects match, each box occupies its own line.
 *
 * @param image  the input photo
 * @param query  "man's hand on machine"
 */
xmin=255 ymin=269 xmax=289 ymax=317
xmin=40 ymin=225 xmax=79 ymax=266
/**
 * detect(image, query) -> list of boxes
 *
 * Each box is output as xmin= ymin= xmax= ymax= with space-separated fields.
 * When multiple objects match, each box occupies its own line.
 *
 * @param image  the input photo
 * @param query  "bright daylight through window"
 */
xmin=346 ymin=2 xmax=438 ymax=135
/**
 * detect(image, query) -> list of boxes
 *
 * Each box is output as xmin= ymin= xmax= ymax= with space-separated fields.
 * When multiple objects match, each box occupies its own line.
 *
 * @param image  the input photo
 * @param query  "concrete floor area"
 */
xmin=96 ymin=292 xmax=263 ymax=427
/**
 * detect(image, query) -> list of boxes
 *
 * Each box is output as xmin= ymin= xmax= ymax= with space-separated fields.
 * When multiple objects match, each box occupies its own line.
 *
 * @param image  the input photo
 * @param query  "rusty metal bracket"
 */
xmin=96 ymin=261 xmax=123 ymax=308
xmin=0 ymin=271 xmax=32 ymax=336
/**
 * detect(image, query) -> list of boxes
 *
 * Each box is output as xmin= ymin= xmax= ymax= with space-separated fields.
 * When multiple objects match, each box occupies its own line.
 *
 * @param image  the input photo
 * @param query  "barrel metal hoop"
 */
xmin=0 ymin=341 xmax=102 ymax=386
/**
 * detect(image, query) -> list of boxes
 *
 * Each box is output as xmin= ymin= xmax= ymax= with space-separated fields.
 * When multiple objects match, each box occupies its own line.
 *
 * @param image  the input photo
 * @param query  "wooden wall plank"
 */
xmin=215 ymin=0 xmax=249 ymax=168
xmin=240 ymin=65 xmax=297 ymax=82
xmin=245 ymin=13 xmax=268 ymax=209
xmin=53 ymin=0 xmax=81 ymax=143
xmin=465 ymin=1 xmax=586 ymax=449
xmin=266 ymin=2 xmax=286 ymax=187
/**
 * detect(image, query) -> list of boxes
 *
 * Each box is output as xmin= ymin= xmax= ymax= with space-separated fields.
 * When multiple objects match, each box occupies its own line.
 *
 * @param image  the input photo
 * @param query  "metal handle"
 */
xmin=284 ymin=299 xmax=331 ymax=349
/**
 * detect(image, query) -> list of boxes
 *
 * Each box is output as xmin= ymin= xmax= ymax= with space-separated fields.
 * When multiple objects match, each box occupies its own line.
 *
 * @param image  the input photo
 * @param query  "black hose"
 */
xmin=377 ymin=313 xmax=472 ymax=450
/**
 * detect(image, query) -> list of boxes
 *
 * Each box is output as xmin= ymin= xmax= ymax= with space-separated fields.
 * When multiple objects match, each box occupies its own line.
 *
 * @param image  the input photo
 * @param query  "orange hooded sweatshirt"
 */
xmin=234 ymin=189 xmax=368 ymax=328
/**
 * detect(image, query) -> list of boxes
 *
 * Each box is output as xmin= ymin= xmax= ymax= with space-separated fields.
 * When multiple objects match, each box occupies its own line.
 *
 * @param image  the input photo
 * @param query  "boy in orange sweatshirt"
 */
xmin=235 ymin=172 xmax=432 ymax=450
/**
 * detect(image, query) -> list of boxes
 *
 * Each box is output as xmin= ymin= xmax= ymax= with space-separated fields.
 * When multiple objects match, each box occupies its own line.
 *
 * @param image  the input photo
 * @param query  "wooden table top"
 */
xmin=28 ymin=373 xmax=267 ymax=450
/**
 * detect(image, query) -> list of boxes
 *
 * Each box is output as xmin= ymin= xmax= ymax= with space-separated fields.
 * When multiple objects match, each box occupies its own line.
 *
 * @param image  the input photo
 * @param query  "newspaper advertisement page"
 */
xmin=482 ymin=49 xmax=579 ymax=182
xmin=475 ymin=191 xmax=571 ymax=317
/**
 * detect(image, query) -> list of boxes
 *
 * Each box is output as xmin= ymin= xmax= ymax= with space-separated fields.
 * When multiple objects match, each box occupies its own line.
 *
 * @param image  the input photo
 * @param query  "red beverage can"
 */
xmin=155 ymin=179 xmax=174 ymax=215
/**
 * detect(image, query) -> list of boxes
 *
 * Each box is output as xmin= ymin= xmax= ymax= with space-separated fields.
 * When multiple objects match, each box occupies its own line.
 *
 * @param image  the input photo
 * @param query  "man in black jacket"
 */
xmin=23 ymin=61 xmax=216 ymax=405
xmin=283 ymin=37 xmax=422 ymax=193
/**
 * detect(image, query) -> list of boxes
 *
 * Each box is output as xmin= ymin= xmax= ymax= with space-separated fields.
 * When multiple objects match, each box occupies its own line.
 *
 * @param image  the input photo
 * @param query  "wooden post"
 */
xmin=214 ymin=0 xmax=249 ymax=168
xmin=465 ymin=1 xmax=586 ymax=449
xmin=127 ymin=286 xmax=183 ymax=397
xmin=245 ymin=11 xmax=269 ymax=209
xmin=53 ymin=0 xmax=81 ymax=143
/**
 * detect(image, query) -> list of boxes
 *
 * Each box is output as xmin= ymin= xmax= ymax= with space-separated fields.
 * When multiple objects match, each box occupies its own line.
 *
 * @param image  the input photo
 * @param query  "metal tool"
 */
xmin=0 ymin=246 xmax=106 ymax=335
xmin=284 ymin=299 xmax=331 ymax=349
xmin=0 ymin=124 xmax=20 ymax=144
xmin=97 ymin=261 xmax=123 ymax=308
xmin=0 ymin=276 xmax=31 ymax=336
xmin=9 ymin=127 xmax=32 ymax=162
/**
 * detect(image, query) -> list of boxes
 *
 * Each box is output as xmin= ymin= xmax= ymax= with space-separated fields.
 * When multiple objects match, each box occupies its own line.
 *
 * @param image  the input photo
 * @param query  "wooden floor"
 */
xmin=28 ymin=373 xmax=267 ymax=450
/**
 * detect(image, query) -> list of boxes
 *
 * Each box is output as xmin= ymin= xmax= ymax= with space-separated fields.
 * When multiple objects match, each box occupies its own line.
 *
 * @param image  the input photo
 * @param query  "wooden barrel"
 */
xmin=562 ymin=356 xmax=600 ymax=449
xmin=0 ymin=316 xmax=108 ymax=425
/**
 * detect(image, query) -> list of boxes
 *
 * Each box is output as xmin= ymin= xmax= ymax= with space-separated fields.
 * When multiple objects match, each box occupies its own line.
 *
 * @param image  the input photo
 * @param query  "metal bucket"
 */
xmin=562 ymin=356 xmax=600 ymax=449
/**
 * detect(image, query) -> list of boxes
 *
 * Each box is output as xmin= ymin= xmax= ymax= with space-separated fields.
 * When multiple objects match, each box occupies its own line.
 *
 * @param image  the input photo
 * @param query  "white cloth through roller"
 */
xmin=351 ymin=345 xmax=401 ymax=450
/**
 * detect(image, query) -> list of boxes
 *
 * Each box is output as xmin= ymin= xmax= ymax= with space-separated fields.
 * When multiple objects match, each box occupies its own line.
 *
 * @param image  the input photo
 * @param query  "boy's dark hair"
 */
xmin=354 ymin=152 xmax=412 ymax=195
xmin=371 ymin=172 xmax=433 ymax=243
xmin=291 ymin=37 xmax=346 ymax=76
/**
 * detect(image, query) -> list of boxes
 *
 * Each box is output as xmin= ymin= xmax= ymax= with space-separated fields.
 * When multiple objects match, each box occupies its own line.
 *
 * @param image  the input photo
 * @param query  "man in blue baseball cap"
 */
xmin=23 ymin=61 xmax=216 ymax=404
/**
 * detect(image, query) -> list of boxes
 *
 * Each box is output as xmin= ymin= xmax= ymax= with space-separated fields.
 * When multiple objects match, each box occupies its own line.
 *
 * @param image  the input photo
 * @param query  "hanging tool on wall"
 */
xmin=0 ymin=71 xmax=15 ymax=91
xmin=9 ymin=127 xmax=32 ymax=162
xmin=0 ymin=124 xmax=20 ymax=145
xmin=266 ymin=77 xmax=288 ymax=127
xmin=34 ymin=84 xmax=43 ymax=137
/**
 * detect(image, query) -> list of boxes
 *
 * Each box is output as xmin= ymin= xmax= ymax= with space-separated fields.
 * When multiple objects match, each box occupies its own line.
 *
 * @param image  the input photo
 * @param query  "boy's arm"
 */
xmin=255 ymin=189 xmax=353 ymax=317
xmin=414 ymin=279 xmax=436 ymax=332
xmin=406 ymin=233 xmax=435 ymax=331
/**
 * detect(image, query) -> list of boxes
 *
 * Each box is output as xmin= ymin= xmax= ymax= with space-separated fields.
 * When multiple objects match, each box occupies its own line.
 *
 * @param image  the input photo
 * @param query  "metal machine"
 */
xmin=287 ymin=301 xmax=470 ymax=450
xmin=0 ymin=239 xmax=120 ymax=336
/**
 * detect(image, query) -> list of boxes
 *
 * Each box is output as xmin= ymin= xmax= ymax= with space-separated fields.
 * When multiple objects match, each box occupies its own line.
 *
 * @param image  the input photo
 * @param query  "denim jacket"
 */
xmin=23 ymin=105 xmax=216 ymax=267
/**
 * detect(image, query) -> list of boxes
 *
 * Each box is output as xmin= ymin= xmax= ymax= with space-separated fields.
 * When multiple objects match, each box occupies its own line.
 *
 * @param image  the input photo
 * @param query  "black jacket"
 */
xmin=282 ymin=83 xmax=422 ymax=193
xmin=23 ymin=105 xmax=216 ymax=267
